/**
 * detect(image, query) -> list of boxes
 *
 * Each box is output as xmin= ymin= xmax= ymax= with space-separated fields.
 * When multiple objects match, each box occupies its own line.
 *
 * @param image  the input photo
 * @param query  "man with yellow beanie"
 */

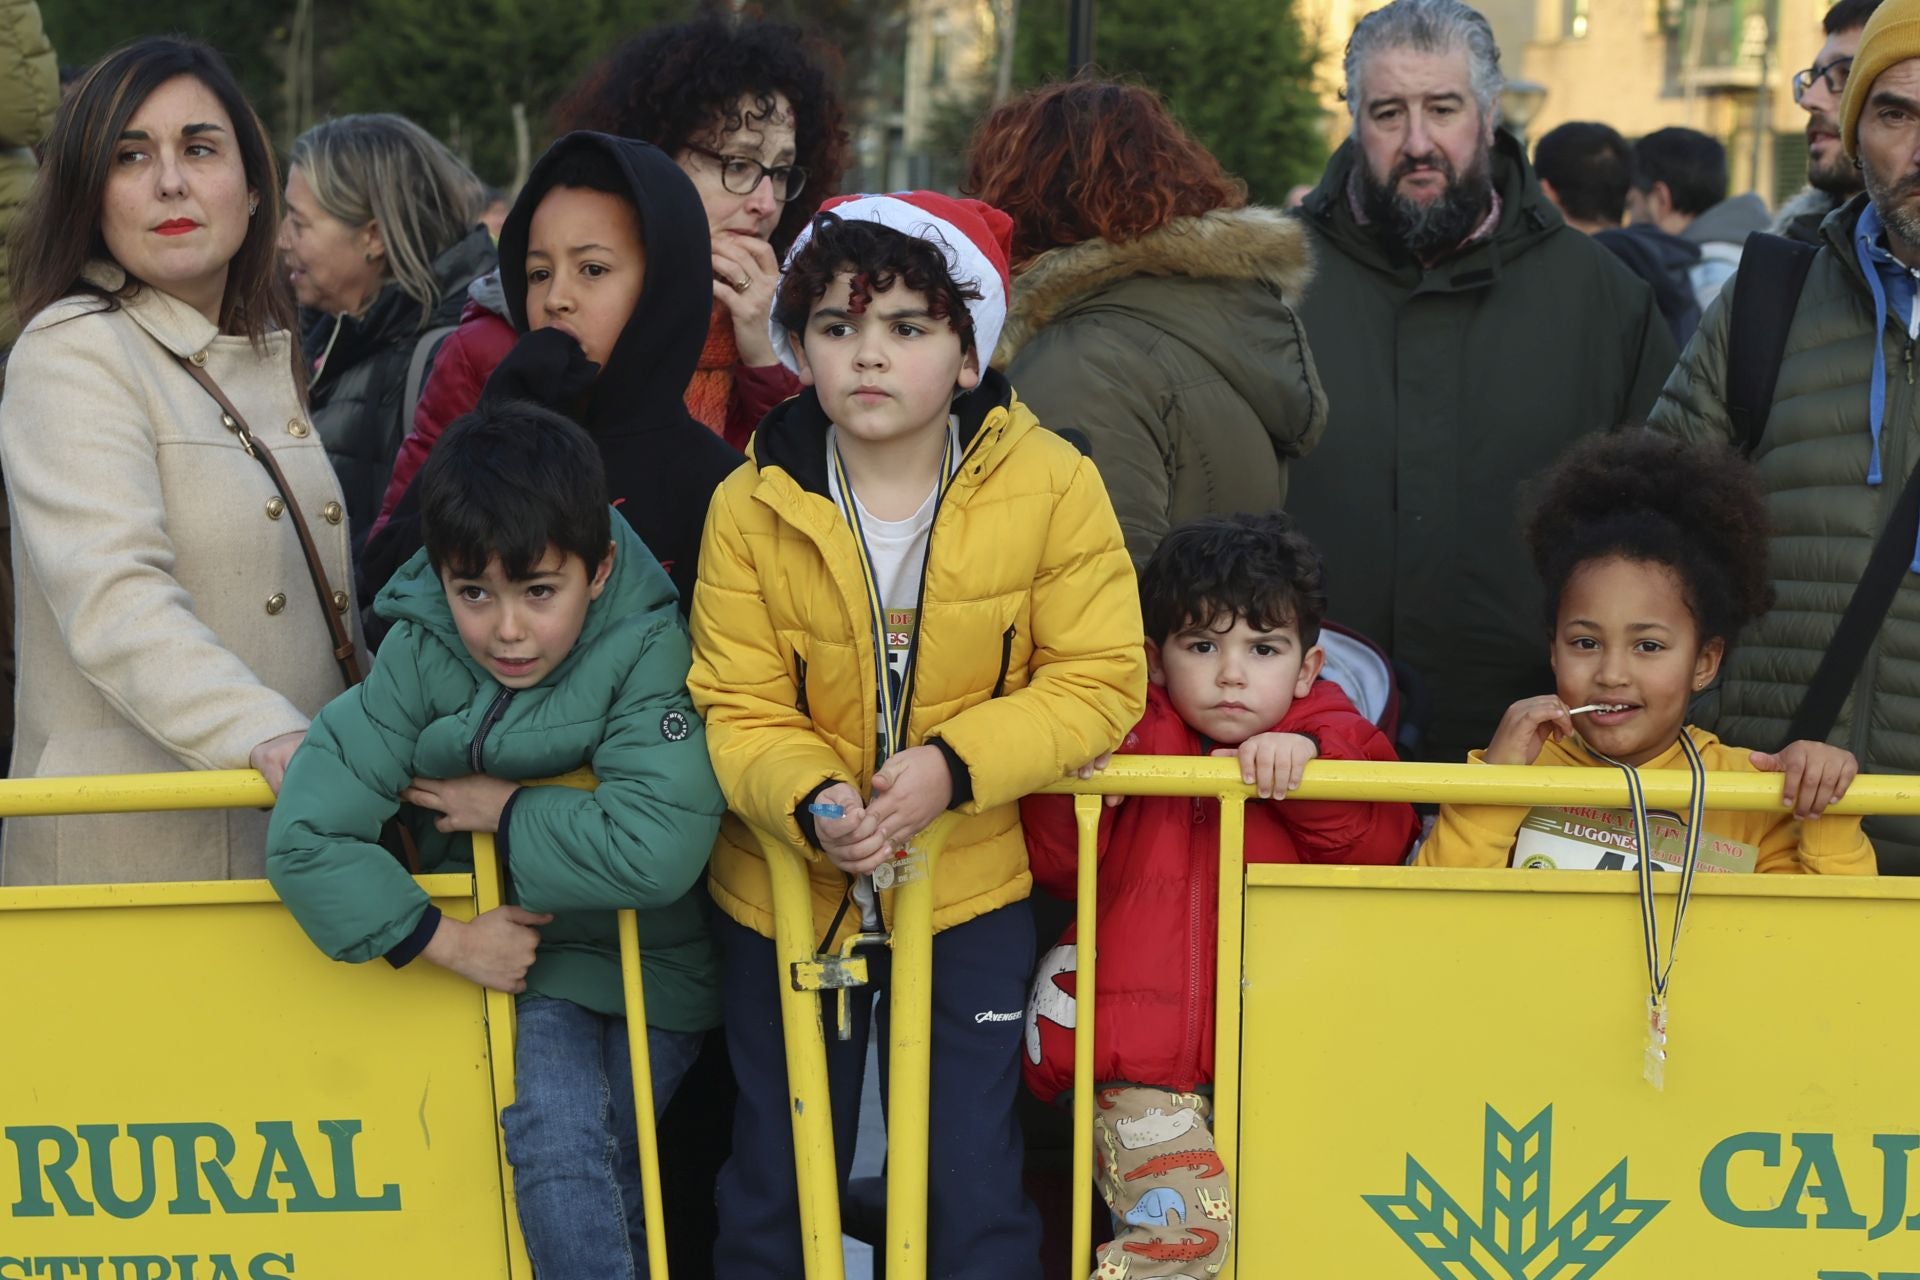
xmin=1649 ymin=0 xmax=1920 ymax=874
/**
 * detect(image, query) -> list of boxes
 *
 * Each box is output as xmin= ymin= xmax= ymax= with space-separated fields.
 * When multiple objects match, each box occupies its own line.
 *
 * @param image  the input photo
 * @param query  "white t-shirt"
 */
xmin=826 ymin=425 xmax=952 ymax=927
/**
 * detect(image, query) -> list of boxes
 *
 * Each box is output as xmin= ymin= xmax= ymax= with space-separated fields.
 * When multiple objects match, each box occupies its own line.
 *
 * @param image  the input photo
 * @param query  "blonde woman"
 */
xmin=279 ymin=113 xmax=493 ymax=538
xmin=2 ymin=38 xmax=354 ymax=884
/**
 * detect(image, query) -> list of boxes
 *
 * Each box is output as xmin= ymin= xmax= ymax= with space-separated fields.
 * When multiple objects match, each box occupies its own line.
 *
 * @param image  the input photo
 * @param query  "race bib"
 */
xmin=1514 ymin=805 xmax=1757 ymax=874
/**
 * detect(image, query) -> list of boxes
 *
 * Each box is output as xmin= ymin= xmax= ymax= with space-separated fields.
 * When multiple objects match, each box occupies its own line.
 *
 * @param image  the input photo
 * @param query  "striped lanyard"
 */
xmin=1584 ymin=730 xmax=1708 ymax=1089
xmin=829 ymin=428 xmax=956 ymax=767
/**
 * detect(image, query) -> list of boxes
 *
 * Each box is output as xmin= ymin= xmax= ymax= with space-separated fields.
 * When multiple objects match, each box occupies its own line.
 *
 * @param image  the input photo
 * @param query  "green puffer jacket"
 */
xmin=267 ymin=517 xmax=725 ymax=1028
xmin=996 ymin=207 xmax=1326 ymax=566
xmin=0 ymin=0 xmax=56 ymax=350
xmin=1284 ymin=129 xmax=1677 ymax=760
xmin=1649 ymin=194 xmax=1920 ymax=874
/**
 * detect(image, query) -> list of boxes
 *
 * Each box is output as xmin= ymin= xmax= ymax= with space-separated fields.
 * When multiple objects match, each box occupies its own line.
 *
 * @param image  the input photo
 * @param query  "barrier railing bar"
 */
xmin=885 ymin=824 xmax=948 ymax=1280
xmin=1070 ymin=793 xmax=1101 ymax=1275
xmin=767 ymin=833 xmax=849 ymax=1280
xmin=1039 ymin=758 xmax=1920 ymax=814
xmin=1214 ymin=792 xmax=1246 ymax=1280
xmin=619 ymin=909 xmax=671 ymax=1278
xmin=471 ymin=832 xmax=535 ymax=1277
xmin=8 ymin=758 xmax=1919 ymax=821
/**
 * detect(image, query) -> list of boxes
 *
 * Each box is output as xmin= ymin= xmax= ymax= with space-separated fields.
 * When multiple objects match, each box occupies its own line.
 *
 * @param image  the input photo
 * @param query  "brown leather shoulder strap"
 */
xmin=174 ymin=355 xmax=363 ymax=687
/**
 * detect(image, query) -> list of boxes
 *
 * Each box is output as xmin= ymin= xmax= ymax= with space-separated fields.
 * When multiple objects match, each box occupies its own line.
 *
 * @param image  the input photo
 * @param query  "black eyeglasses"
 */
xmin=684 ymin=144 xmax=809 ymax=203
xmin=1792 ymin=55 xmax=1854 ymax=102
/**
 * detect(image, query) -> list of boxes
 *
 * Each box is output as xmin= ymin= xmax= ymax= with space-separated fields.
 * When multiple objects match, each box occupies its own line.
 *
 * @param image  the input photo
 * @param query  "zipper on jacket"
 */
xmin=991 ymin=624 xmax=1016 ymax=698
xmin=885 ymin=421 xmax=996 ymax=765
xmin=469 ymin=688 xmax=516 ymax=773
xmin=795 ymin=653 xmax=811 ymax=718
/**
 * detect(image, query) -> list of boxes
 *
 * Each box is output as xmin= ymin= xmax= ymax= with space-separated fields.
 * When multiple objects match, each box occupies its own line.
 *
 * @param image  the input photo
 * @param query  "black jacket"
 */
xmin=1595 ymin=223 xmax=1703 ymax=348
xmin=305 ymin=226 xmax=496 ymax=541
xmin=358 ymin=133 xmax=740 ymax=641
xmin=1285 ymin=130 xmax=1677 ymax=760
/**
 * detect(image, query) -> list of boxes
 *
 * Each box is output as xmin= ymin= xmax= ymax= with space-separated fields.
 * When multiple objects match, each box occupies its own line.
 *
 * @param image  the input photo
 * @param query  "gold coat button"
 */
xmin=322 ymin=501 xmax=343 ymax=524
xmin=189 ymin=350 xmax=208 ymax=367
xmin=287 ymin=419 xmax=310 ymax=438
xmin=332 ymin=590 xmax=349 ymax=614
xmin=265 ymin=497 xmax=285 ymax=520
xmin=265 ymin=593 xmax=287 ymax=616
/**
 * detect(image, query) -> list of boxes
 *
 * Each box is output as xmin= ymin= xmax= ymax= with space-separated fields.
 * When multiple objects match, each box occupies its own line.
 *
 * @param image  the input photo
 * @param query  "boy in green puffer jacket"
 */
xmin=267 ymin=402 xmax=723 ymax=1275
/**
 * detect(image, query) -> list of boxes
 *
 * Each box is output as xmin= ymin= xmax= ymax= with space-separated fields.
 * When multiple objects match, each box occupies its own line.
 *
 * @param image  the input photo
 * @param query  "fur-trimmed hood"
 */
xmin=995 ymin=205 xmax=1314 ymax=363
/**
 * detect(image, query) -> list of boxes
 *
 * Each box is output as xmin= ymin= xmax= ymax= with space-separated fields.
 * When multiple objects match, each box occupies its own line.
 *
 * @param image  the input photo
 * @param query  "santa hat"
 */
xmin=769 ymin=191 xmax=1014 ymax=374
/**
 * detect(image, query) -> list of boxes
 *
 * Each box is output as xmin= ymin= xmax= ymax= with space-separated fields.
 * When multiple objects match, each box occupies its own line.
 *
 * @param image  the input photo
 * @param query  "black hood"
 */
xmin=1594 ymin=223 xmax=1701 ymax=347
xmin=496 ymin=131 xmax=712 ymax=435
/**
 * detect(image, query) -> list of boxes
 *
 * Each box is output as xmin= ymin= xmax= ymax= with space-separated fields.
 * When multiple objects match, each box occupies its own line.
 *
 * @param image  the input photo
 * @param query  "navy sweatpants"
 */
xmin=713 ymin=902 xmax=1045 ymax=1277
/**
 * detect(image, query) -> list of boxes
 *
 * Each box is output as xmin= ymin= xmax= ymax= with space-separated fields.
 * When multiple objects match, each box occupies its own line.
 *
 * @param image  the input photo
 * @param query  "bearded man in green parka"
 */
xmin=1285 ymin=0 xmax=1675 ymax=762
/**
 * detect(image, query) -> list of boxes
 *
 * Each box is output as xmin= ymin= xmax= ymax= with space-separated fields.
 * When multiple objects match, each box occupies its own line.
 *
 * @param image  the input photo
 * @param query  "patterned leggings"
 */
xmin=1090 ymin=1086 xmax=1234 ymax=1278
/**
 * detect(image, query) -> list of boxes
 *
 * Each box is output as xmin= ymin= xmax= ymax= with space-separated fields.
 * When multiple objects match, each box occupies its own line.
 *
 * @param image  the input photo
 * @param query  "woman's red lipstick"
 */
xmin=154 ymin=219 xmax=199 ymax=236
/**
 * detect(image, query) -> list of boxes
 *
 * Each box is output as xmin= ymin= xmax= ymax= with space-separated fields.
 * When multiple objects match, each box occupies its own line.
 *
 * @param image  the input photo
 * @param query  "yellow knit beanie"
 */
xmin=1843 ymin=0 xmax=1920 ymax=159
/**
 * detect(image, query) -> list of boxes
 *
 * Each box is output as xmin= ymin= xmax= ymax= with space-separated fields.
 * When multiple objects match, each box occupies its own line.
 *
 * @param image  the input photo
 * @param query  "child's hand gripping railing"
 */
xmin=759 ymin=810 xmax=960 ymax=1280
xmin=0 ymin=767 xmax=681 ymax=1278
xmin=755 ymin=758 xmax=1920 ymax=1280
xmin=1036 ymin=755 xmax=1920 ymax=1280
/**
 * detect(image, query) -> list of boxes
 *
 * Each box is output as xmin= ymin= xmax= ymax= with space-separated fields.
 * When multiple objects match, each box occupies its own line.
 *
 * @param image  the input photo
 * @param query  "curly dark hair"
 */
xmin=773 ymin=214 xmax=985 ymax=354
xmin=554 ymin=7 xmax=848 ymax=253
xmin=1524 ymin=429 xmax=1773 ymax=651
xmin=1140 ymin=512 xmax=1328 ymax=648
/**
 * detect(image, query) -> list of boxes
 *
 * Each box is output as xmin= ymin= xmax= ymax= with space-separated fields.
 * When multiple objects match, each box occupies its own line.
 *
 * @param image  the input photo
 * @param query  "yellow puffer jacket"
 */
xmin=689 ymin=370 xmax=1146 ymax=950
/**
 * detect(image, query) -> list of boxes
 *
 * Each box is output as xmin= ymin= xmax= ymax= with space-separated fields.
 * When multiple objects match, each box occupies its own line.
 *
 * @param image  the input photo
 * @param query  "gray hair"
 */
xmin=1344 ymin=0 xmax=1506 ymax=123
xmin=289 ymin=114 xmax=484 ymax=323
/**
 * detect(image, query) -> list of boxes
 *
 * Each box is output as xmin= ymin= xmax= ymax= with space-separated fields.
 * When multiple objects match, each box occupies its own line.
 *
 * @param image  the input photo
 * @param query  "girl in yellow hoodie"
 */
xmin=1417 ymin=431 xmax=1875 ymax=875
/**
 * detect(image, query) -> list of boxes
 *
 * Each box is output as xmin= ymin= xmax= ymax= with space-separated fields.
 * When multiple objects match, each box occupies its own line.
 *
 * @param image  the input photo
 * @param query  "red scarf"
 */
xmin=685 ymin=300 xmax=737 ymax=437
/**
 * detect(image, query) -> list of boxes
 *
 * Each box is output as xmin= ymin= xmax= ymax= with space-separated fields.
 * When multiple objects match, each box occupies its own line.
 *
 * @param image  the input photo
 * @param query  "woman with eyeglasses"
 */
xmin=369 ymin=10 xmax=844 ymax=542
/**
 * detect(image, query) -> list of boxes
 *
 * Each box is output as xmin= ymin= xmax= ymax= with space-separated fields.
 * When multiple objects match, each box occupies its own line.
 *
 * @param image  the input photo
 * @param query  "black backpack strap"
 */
xmin=1725 ymin=231 xmax=1818 ymax=456
xmin=1782 ymin=456 xmax=1920 ymax=747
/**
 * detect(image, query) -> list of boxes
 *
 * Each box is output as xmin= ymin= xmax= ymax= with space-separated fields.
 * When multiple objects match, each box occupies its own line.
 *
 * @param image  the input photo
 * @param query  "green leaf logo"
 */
xmin=1365 ymin=1105 xmax=1667 ymax=1278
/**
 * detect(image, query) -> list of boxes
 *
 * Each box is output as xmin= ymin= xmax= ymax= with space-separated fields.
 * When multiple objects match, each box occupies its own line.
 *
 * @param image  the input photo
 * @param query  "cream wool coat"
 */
xmin=1 ymin=266 xmax=353 ymax=884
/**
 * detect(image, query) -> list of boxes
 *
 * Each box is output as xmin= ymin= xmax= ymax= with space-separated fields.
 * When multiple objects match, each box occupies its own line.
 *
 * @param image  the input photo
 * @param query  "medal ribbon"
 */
xmin=829 ymin=429 xmax=956 ymax=767
xmin=1584 ymin=730 xmax=1708 ymax=1086
xmin=1585 ymin=731 xmax=1707 ymax=1002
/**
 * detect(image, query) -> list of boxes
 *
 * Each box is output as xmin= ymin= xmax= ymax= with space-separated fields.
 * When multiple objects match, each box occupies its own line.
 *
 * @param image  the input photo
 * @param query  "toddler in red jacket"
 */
xmin=1020 ymin=512 xmax=1417 ymax=1276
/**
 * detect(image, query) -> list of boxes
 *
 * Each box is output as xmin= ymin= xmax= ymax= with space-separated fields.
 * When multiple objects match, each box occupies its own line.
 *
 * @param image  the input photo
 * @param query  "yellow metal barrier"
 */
xmin=765 ymin=756 xmax=1920 ymax=1280
xmin=0 ymin=768 xmax=671 ymax=1279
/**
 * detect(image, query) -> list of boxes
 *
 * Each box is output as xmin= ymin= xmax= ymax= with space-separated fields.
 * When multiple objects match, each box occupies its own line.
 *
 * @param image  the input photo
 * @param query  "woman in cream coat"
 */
xmin=1 ymin=38 xmax=352 ymax=884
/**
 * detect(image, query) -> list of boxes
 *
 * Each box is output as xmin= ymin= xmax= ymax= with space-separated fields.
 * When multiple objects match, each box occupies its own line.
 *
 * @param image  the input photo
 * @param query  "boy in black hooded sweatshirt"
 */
xmin=359 ymin=131 xmax=743 ymax=634
xmin=353 ymin=133 xmax=739 ymax=1274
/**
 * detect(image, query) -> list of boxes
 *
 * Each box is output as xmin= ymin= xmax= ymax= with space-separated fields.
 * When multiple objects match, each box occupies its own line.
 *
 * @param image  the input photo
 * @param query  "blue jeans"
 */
xmin=502 ymin=995 xmax=704 ymax=1280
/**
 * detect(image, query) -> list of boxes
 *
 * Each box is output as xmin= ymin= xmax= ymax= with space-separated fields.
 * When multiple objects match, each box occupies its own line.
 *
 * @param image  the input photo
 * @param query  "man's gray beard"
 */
xmin=1359 ymin=152 xmax=1495 ymax=260
xmin=1862 ymin=155 xmax=1920 ymax=248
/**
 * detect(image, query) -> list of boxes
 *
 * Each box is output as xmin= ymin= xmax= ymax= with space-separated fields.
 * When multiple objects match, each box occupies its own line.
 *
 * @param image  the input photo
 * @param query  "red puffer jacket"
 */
xmin=1020 ymin=679 xmax=1416 ymax=1102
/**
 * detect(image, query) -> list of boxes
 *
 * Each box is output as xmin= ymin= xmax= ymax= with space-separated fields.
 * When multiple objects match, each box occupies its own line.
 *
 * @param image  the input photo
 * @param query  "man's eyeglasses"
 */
xmin=685 ymin=144 xmax=809 ymax=203
xmin=1792 ymin=55 xmax=1854 ymax=102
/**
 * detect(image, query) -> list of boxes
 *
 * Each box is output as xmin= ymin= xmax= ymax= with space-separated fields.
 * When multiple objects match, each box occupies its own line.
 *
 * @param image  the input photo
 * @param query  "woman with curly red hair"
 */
xmin=369 ymin=8 xmax=847 ymax=538
xmin=966 ymin=79 xmax=1326 ymax=565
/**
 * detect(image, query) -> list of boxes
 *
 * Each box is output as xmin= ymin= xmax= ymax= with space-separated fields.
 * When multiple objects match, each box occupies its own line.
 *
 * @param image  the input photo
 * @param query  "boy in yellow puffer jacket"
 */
xmin=688 ymin=192 xmax=1146 ymax=1277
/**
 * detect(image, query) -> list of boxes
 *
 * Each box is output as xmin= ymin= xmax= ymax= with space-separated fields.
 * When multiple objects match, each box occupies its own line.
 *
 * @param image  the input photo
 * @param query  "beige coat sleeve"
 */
xmin=1 ymin=316 xmax=311 ymax=769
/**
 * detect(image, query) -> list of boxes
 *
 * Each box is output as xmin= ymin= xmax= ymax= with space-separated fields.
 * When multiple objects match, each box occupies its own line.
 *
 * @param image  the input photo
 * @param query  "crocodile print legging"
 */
xmin=1089 ymin=1086 xmax=1234 ymax=1279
